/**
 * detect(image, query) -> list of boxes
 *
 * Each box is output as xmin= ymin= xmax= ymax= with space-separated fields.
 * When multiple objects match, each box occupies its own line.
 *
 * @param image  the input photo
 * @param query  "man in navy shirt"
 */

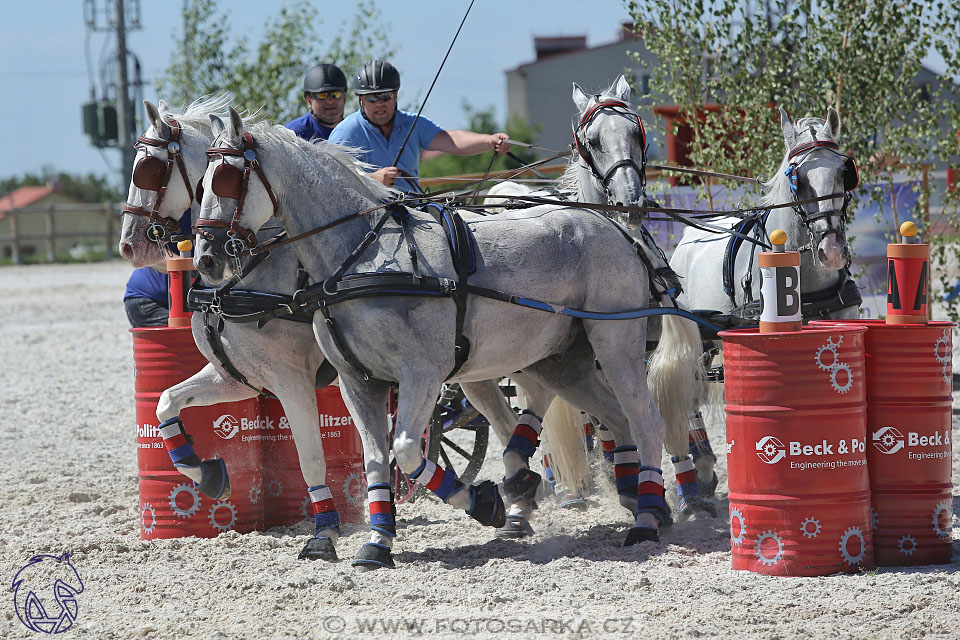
xmin=123 ymin=211 xmax=192 ymax=327
xmin=330 ymin=60 xmax=510 ymax=193
xmin=285 ymin=63 xmax=348 ymax=141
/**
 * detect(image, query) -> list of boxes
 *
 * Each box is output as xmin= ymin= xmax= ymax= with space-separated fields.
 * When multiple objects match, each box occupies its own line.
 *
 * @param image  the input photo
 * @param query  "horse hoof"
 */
xmin=495 ymin=514 xmax=534 ymax=539
xmin=623 ymin=526 xmax=659 ymax=547
xmin=298 ymin=536 xmax=339 ymax=562
xmin=502 ymin=468 xmax=541 ymax=503
xmin=351 ymin=542 xmax=395 ymax=570
xmin=187 ymin=458 xmax=230 ymax=500
xmin=678 ymin=497 xmax=718 ymax=521
xmin=557 ymin=494 xmax=587 ymax=511
xmin=699 ymin=472 xmax=719 ymax=499
xmin=467 ymin=480 xmax=506 ymax=528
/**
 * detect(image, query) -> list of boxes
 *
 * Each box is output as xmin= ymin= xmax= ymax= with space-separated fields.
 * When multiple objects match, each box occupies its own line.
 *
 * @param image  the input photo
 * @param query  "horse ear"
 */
xmin=779 ymin=107 xmax=797 ymax=149
xmin=823 ymin=106 xmax=841 ymax=139
xmin=612 ymin=74 xmax=631 ymax=102
xmin=209 ymin=114 xmax=225 ymax=137
xmin=572 ymin=82 xmax=592 ymax=113
xmin=227 ymin=106 xmax=244 ymax=141
xmin=143 ymin=100 xmax=169 ymax=139
xmin=157 ymin=99 xmax=170 ymax=113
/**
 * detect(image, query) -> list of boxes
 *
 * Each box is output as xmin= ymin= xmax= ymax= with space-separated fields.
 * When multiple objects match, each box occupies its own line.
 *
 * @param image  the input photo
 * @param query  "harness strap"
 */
xmin=201 ymin=309 xmax=269 ymax=398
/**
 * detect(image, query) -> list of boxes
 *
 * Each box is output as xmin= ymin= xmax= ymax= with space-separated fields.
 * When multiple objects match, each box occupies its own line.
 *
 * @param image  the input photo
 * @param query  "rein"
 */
xmin=122 ymin=117 xmax=194 ymax=246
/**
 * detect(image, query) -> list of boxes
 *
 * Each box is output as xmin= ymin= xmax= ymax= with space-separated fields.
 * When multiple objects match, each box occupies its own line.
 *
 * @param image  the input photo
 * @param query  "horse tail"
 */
xmin=540 ymin=397 xmax=590 ymax=496
xmin=647 ymin=312 xmax=704 ymax=457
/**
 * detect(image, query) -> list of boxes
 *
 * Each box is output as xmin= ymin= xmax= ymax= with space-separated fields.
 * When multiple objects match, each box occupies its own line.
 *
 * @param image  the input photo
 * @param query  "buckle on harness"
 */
xmin=441 ymin=278 xmax=457 ymax=294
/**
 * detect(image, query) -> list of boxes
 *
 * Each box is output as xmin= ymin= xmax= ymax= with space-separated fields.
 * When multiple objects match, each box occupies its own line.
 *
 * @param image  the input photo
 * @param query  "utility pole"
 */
xmin=115 ymin=0 xmax=135 ymax=189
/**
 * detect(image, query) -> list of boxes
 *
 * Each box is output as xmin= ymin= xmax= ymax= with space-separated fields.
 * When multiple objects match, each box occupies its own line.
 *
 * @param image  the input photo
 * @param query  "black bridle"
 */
xmin=122 ymin=117 xmax=194 ymax=247
xmin=195 ymin=131 xmax=279 ymax=259
xmin=783 ymin=139 xmax=858 ymax=260
xmin=573 ymin=100 xmax=647 ymax=197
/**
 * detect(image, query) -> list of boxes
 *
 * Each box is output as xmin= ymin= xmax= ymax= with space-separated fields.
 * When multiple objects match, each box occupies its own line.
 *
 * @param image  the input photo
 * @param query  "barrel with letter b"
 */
xmin=721 ymin=323 xmax=874 ymax=576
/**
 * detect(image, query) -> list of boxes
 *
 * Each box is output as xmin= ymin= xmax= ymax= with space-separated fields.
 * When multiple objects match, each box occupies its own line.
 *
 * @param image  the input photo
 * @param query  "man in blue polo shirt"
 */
xmin=285 ymin=63 xmax=348 ymax=141
xmin=329 ymin=59 xmax=510 ymax=193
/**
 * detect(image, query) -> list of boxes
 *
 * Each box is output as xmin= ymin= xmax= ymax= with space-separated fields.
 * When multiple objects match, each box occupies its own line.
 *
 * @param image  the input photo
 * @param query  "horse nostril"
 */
xmin=119 ymin=243 xmax=134 ymax=261
xmin=198 ymin=255 xmax=213 ymax=270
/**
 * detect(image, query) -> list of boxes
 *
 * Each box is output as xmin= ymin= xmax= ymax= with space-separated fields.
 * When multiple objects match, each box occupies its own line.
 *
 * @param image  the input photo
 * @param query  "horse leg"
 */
xmin=269 ymin=380 xmax=340 ymax=562
xmin=391 ymin=374 xmax=506 ymax=530
xmin=155 ymin=363 xmax=258 ymax=499
xmin=688 ymin=409 xmax=719 ymax=497
xmin=335 ymin=377 xmax=397 ymax=570
xmin=460 ymin=380 xmax=516 ymax=448
xmin=581 ymin=320 xmax=671 ymax=545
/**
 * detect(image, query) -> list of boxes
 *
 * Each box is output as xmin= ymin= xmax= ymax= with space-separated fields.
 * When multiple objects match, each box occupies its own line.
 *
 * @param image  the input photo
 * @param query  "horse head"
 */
xmin=775 ymin=106 xmax=856 ymax=271
xmin=571 ymin=74 xmax=647 ymax=227
xmin=119 ymin=99 xmax=208 ymax=268
xmin=195 ymin=107 xmax=280 ymax=283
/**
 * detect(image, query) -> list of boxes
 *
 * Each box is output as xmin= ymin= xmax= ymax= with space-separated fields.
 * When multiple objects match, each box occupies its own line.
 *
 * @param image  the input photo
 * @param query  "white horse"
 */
xmin=117 ymin=96 xmax=573 ymax=563
xmin=670 ymin=106 xmax=861 ymax=491
xmin=486 ymin=75 xmax=711 ymax=519
xmin=195 ymin=107 xmax=688 ymax=566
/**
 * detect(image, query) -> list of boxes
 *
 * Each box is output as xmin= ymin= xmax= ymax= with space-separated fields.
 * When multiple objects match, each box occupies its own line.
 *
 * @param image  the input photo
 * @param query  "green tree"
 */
xmin=156 ymin=0 xmax=396 ymax=123
xmin=627 ymin=0 xmax=960 ymax=312
xmin=420 ymin=102 xmax=542 ymax=182
xmin=0 ymin=167 xmax=123 ymax=203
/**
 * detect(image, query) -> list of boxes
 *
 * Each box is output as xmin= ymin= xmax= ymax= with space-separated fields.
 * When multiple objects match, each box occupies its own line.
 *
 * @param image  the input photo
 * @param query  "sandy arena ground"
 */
xmin=1 ymin=260 xmax=958 ymax=639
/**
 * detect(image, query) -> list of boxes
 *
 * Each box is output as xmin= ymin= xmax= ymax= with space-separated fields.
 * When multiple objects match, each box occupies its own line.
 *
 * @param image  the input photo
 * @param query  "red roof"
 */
xmin=0 ymin=185 xmax=56 ymax=220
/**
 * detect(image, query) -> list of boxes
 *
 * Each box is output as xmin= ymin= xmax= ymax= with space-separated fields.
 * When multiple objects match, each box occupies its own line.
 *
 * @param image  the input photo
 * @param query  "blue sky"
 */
xmin=0 ymin=1 xmax=630 ymax=187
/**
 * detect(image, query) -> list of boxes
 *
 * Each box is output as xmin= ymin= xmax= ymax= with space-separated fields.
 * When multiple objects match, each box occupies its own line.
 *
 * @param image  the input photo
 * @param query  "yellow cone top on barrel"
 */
xmin=177 ymin=239 xmax=193 ymax=252
xmin=769 ymin=229 xmax=787 ymax=252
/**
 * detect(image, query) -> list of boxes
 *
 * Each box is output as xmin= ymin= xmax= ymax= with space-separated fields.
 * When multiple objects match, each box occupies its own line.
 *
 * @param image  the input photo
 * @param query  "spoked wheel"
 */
xmin=427 ymin=384 xmax=489 ymax=484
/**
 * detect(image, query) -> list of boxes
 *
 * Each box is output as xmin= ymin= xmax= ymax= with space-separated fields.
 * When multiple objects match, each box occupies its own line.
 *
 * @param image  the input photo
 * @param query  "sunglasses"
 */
xmin=363 ymin=92 xmax=396 ymax=104
xmin=311 ymin=90 xmax=344 ymax=100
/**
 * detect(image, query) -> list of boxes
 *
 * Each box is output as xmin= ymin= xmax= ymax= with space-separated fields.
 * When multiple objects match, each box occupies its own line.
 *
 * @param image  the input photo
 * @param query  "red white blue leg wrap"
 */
xmin=159 ymin=416 xmax=199 ymax=466
xmin=505 ymin=410 xmax=543 ymax=462
xmin=366 ymin=482 xmax=396 ymax=538
xmin=636 ymin=466 xmax=669 ymax=526
xmin=309 ymin=484 xmax=341 ymax=532
xmin=410 ymin=459 xmax=462 ymax=502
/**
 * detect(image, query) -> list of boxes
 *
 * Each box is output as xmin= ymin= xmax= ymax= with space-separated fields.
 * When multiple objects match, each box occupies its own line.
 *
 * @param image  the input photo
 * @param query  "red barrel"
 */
xmin=811 ymin=319 xmax=954 ymax=565
xmin=133 ymin=327 xmax=264 ymax=539
xmin=721 ymin=326 xmax=874 ymax=576
xmin=259 ymin=387 xmax=366 ymax=526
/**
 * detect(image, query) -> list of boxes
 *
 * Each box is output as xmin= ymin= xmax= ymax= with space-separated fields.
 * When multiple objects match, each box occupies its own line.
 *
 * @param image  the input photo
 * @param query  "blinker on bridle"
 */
xmin=122 ymin=117 xmax=194 ymax=247
xmin=573 ymin=100 xmax=647 ymax=194
xmin=783 ymin=139 xmax=858 ymax=263
xmin=195 ymin=131 xmax=279 ymax=259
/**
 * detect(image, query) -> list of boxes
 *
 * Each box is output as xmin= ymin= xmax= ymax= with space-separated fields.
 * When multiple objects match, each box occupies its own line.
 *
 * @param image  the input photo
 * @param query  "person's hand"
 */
xmin=490 ymin=133 xmax=510 ymax=154
xmin=371 ymin=166 xmax=400 ymax=187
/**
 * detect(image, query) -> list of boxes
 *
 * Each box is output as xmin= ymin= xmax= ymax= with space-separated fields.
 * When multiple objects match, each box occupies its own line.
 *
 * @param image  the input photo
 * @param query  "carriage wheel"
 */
xmin=426 ymin=384 xmax=489 ymax=485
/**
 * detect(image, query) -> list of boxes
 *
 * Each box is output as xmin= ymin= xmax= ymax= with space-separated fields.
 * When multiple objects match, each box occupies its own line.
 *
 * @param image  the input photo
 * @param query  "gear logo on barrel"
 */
xmin=212 ymin=414 xmax=240 ymax=440
xmin=208 ymin=500 xmax=237 ymax=532
xmin=344 ymin=472 xmax=366 ymax=505
xmin=871 ymin=426 xmax=905 ymax=455
xmin=898 ymin=535 xmax=917 ymax=556
xmin=934 ymin=331 xmax=951 ymax=384
xmin=932 ymin=500 xmax=951 ymax=539
xmin=815 ymin=336 xmax=854 ymax=394
xmin=169 ymin=484 xmax=201 ymax=519
xmin=838 ymin=526 xmax=866 ymax=565
xmin=141 ymin=503 xmax=157 ymax=535
xmin=800 ymin=517 xmax=822 ymax=538
xmin=755 ymin=530 xmax=783 ymax=566
xmin=755 ymin=436 xmax=786 ymax=464
xmin=730 ymin=508 xmax=746 ymax=546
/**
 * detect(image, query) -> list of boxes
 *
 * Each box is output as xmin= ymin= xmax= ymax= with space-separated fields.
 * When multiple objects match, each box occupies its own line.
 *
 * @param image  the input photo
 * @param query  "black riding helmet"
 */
xmin=303 ymin=64 xmax=347 ymax=94
xmin=355 ymin=60 xmax=400 ymax=95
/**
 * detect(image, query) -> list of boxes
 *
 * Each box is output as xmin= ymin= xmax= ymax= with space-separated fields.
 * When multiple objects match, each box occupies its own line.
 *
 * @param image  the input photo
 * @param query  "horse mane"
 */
xmin=760 ymin=115 xmax=836 ymax=209
xmin=240 ymin=121 xmax=399 ymax=204
xmin=158 ymin=93 xmax=263 ymax=135
xmin=557 ymin=78 xmax=633 ymax=194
